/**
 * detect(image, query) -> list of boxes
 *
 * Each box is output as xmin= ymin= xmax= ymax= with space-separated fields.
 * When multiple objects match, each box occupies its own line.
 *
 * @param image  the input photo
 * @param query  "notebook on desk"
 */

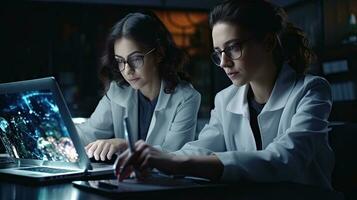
xmin=0 ymin=77 xmax=113 ymax=182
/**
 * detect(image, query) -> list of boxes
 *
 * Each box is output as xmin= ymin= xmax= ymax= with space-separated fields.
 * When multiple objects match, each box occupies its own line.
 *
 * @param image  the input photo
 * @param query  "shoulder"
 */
xmin=214 ymin=84 xmax=240 ymax=105
xmin=105 ymin=81 xmax=133 ymax=101
xmin=296 ymin=74 xmax=331 ymax=95
xmin=172 ymin=81 xmax=201 ymax=100
xmin=303 ymin=74 xmax=330 ymax=87
xmin=289 ymin=74 xmax=332 ymax=108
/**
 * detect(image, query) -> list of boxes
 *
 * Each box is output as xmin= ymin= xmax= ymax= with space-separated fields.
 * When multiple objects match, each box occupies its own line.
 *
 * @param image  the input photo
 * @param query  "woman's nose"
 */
xmin=220 ymin=52 xmax=233 ymax=68
xmin=123 ymin=63 xmax=134 ymax=75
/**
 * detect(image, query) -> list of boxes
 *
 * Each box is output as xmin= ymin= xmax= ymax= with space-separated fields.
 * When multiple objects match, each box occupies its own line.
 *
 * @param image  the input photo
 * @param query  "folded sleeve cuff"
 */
xmin=214 ymin=151 xmax=242 ymax=182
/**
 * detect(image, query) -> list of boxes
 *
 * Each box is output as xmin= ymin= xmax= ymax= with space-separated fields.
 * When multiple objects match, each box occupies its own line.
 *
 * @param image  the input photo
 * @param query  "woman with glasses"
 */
xmin=115 ymin=0 xmax=334 ymax=189
xmin=76 ymin=11 xmax=201 ymax=161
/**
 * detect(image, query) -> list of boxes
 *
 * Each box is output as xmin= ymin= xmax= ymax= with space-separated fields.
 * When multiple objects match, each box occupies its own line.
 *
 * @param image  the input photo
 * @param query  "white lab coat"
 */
xmin=175 ymin=64 xmax=334 ymax=189
xmin=76 ymin=80 xmax=201 ymax=152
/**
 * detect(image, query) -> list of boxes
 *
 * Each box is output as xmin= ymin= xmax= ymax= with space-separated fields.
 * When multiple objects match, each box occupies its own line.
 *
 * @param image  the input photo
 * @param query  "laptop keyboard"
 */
xmin=91 ymin=162 xmax=112 ymax=168
xmin=19 ymin=167 xmax=77 ymax=174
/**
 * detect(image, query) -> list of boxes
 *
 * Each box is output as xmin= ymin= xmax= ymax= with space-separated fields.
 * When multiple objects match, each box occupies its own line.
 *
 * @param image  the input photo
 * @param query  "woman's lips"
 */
xmin=227 ymin=72 xmax=239 ymax=79
xmin=128 ymin=78 xmax=140 ymax=82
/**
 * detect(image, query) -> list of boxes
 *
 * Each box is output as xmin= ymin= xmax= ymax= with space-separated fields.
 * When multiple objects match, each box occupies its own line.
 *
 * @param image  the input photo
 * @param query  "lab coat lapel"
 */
xmin=225 ymin=64 xmax=298 ymax=150
xmin=226 ymin=84 xmax=257 ymax=151
xmin=261 ymin=64 xmax=297 ymax=113
xmin=258 ymin=64 xmax=297 ymax=148
xmin=127 ymin=96 xmax=139 ymax=142
xmin=111 ymin=84 xmax=139 ymax=142
xmin=146 ymin=81 xmax=170 ymax=143
xmin=226 ymin=84 xmax=250 ymax=117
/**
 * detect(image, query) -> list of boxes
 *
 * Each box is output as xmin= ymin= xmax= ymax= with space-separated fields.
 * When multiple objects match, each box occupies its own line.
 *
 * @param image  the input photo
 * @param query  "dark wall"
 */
xmin=0 ymin=1 xmax=227 ymax=119
xmin=2 ymin=1 xmax=356 ymax=122
xmin=0 ymin=2 xmax=138 ymax=117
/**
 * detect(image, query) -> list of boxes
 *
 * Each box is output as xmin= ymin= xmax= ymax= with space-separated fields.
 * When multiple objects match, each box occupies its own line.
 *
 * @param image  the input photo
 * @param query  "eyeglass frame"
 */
xmin=114 ymin=48 xmax=156 ymax=72
xmin=211 ymin=38 xmax=251 ymax=67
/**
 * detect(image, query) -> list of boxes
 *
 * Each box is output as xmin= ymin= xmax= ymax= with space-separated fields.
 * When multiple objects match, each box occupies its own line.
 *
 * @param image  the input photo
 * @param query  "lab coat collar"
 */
xmin=263 ymin=64 xmax=297 ymax=112
xmin=155 ymin=80 xmax=171 ymax=111
xmin=226 ymin=64 xmax=297 ymax=116
xmin=111 ymin=82 xmax=137 ymax=112
xmin=226 ymin=84 xmax=249 ymax=116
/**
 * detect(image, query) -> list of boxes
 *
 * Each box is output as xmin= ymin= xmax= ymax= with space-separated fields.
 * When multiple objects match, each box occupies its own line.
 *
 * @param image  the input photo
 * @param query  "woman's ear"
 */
xmin=263 ymin=33 xmax=277 ymax=52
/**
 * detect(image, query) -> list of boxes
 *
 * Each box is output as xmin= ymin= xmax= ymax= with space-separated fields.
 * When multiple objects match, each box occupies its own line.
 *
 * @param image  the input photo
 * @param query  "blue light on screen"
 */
xmin=0 ymin=90 xmax=79 ymax=162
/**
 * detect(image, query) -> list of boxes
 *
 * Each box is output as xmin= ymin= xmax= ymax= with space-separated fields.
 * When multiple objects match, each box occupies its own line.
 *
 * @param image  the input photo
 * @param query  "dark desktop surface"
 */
xmin=0 ymin=178 xmax=344 ymax=200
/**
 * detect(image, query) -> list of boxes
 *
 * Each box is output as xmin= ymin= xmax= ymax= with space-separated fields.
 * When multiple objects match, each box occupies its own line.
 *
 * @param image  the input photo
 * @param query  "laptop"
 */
xmin=0 ymin=77 xmax=113 ymax=182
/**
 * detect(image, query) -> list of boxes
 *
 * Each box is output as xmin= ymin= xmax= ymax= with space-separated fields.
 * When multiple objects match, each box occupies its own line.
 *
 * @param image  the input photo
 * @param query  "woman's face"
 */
xmin=114 ymin=37 xmax=160 ymax=90
xmin=212 ymin=22 xmax=270 ymax=86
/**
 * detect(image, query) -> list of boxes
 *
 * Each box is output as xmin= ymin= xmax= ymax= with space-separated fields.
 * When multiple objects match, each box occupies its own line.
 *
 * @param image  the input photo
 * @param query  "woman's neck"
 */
xmin=139 ymin=78 xmax=161 ymax=101
xmin=249 ymin=63 xmax=279 ymax=104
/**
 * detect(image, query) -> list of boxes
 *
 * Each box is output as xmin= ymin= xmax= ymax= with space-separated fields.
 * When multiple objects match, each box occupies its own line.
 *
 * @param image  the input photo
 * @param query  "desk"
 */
xmin=0 ymin=181 xmax=108 ymax=200
xmin=0 ymin=179 xmax=344 ymax=200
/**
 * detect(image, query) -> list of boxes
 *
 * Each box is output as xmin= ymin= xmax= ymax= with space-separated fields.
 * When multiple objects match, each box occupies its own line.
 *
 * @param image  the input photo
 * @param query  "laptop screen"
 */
xmin=0 ymin=89 xmax=79 ymax=162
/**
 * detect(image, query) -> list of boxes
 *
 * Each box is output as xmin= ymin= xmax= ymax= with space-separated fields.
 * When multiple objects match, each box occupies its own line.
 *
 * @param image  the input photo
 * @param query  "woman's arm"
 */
xmin=76 ymin=83 xmax=128 ymax=160
xmin=174 ymin=154 xmax=224 ymax=181
xmin=76 ymin=94 xmax=114 ymax=145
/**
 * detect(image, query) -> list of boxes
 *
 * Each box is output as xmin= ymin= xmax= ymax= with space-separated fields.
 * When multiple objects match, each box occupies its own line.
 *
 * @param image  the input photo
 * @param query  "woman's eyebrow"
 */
xmin=127 ymin=51 xmax=142 ymax=57
xmin=223 ymin=38 xmax=241 ymax=47
xmin=214 ymin=38 xmax=241 ymax=50
xmin=114 ymin=50 xmax=142 ymax=59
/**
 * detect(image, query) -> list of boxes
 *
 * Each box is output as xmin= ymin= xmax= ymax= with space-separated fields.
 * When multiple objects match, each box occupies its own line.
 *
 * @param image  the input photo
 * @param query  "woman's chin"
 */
xmin=129 ymin=82 xmax=143 ymax=90
xmin=231 ymin=79 xmax=247 ymax=87
xmin=130 ymin=84 xmax=140 ymax=90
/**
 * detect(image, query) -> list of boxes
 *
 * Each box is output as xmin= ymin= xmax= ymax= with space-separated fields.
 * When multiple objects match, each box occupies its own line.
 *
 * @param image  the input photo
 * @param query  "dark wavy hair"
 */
xmin=209 ymin=0 xmax=316 ymax=74
xmin=100 ymin=11 xmax=190 ymax=93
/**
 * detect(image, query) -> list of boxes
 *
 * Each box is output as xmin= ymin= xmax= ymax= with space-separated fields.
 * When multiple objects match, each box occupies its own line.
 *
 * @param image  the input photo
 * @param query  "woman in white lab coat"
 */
xmin=76 ymin=11 xmax=201 ymax=161
xmin=115 ymin=0 xmax=334 ymax=189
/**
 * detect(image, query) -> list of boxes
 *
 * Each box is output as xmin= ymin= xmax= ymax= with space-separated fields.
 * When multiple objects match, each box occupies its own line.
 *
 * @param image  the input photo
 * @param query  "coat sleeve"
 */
xmin=76 ymin=94 xmax=114 ymax=146
xmin=214 ymin=78 xmax=332 ymax=183
xmin=173 ymin=92 xmax=227 ymax=156
xmin=158 ymin=88 xmax=201 ymax=152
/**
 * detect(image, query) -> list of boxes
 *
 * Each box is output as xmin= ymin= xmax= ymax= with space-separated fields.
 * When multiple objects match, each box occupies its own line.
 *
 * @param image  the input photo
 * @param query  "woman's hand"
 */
xmin=114 ymin=140 xmax=224 ymax=182
xmin=85 ymin=138 xmax=127 ymax=161
xmin=115 ymin=140 xmax=178 ymax=181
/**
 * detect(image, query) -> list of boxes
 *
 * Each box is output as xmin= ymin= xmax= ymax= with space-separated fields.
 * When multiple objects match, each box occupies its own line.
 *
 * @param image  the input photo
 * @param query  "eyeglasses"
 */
xmin=114 ymin=48 xmax=156 ymax=72
xmin=211 ymin=39 xmax=251 ymax=67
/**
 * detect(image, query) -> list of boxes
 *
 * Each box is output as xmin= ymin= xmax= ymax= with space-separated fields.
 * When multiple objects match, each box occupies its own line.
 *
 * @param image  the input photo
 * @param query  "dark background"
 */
xmin=0 ymin=0 xmax=356 ymax=122
xmin=0 ymin=1 xmax=357 ymax=197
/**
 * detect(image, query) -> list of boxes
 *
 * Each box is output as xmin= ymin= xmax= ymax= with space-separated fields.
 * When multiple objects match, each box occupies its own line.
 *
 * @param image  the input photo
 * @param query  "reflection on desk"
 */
xmin=0 ymin=180 xmax=344 ymax=200
xmin=0 ymin=181 xmax=108 ymax=200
